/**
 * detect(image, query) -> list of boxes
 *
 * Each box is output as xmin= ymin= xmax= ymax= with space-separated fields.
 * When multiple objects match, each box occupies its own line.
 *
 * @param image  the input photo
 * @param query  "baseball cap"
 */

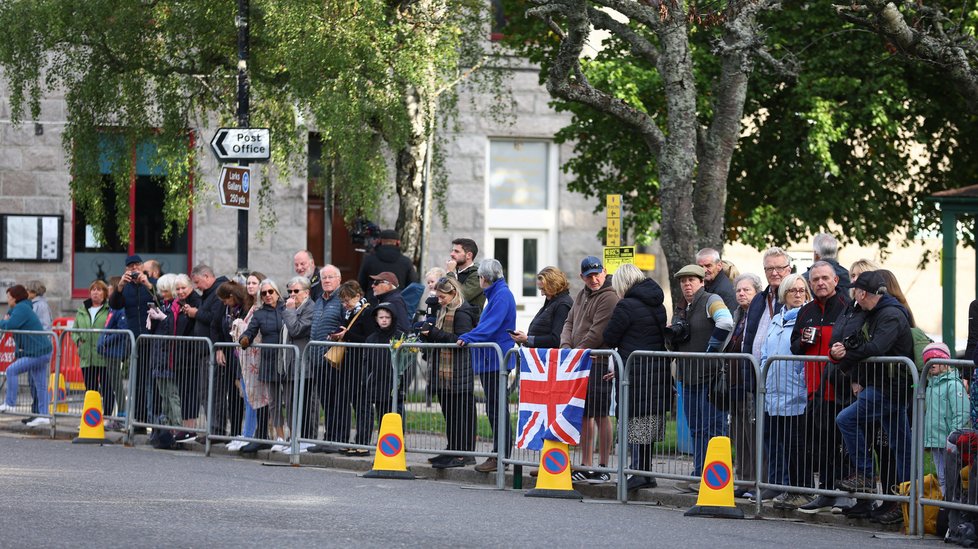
xmin=125 ymin=254 xmax=143 ymax=266
xmin=580 ymin=256 xmax=604 ymax=276
xmin=369 ymin=272 xmax=399 ymax=287
xmin=851 ymin=271 xmax=887 ymax=295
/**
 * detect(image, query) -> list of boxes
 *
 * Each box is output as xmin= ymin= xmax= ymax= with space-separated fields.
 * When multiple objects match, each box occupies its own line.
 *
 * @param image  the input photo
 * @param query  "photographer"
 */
xmin=669 ymin=264 xmax=733 ymax=484
xmin=108 ymin=254 xmax=159 ymax=427
xmin=829 ymin=270 xmax=914 ymax=495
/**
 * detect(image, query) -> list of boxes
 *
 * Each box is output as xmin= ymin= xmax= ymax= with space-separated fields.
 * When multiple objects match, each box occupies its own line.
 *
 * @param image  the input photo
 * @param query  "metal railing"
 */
xmin=0 ymin=329 xmax=60 ymax=435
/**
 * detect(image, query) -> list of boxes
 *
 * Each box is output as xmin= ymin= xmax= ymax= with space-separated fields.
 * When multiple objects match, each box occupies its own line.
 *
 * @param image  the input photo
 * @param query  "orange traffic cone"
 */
xmin=363 ymin=413 xmax=414 ymax=479
xmin=73 ymin=390 xmax=108 ymax=445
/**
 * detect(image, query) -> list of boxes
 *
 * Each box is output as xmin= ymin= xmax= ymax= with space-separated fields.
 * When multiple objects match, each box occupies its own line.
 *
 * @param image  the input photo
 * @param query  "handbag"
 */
xmin=707 ymin=364 xmax=730 ymax=411
xmin=324 ymin=305 xmax=368 ymax=369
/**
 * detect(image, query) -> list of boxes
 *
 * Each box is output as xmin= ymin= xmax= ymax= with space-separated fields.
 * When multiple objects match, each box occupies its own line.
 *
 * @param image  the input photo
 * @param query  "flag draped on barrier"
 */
xmin=516 ymin=348 xmax=592 ymax=450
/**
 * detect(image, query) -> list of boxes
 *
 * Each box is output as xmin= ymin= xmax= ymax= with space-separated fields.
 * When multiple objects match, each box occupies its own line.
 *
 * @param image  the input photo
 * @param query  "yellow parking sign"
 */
xmin=603 ymin=246 xmax=635 ymax=274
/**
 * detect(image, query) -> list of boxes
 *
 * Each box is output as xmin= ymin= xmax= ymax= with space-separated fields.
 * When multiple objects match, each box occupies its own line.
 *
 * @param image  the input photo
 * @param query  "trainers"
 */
xmin=25 ymin=417 xmax=51 ymax=427
xmin=173 ymin=431 xmax=195 ymax=443
xmin=870 ymin=502 xmax=903 ymax=525
xmin=841 ymin=499 xmax=874 ymax=518
xmin=830 ymin=496 xmax=857 ymax=514
xmin=571 ymin=470 xmax=590 ymax=483
xmin=748 ymin=488 xmax=781 ymax=503
xmin=586 ymin=471 xmax=612 ymax=484
xmin=474 ymin=458 xmax=498 ymax=473
xmin=798 ymin=494 xmax=836 ymax=514
xmin=626 ymin=474 xmax=657 ymax=492
xmin=772 ymin=492 xmax=813 ymax=510
xmin=432 ymin=456 xmax=466 ymax=469
xmin=0 ymin=403 xmax=13 ymax=413
xmin=298 ymin=442 xmax=316 ymax=453
xmin=837 ymin=473 xmax=876 ymax=493
xmin=226 ymin=440 xmax=246 ymax=451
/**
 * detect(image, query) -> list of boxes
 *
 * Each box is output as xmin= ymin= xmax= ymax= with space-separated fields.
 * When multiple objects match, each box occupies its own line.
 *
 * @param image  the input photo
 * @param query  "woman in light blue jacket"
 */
xmin=760 ymin=273 xmax=811 ymax=509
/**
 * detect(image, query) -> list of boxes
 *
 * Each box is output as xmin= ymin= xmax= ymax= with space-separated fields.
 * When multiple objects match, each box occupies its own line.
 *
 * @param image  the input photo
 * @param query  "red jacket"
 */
xmin=790 ymin=292 xmax=851 ymax=402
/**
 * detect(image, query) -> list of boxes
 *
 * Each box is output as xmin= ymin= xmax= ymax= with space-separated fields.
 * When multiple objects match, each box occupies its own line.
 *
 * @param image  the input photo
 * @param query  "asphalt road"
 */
xmin=0 ymin=433 xmax=934 ymax=548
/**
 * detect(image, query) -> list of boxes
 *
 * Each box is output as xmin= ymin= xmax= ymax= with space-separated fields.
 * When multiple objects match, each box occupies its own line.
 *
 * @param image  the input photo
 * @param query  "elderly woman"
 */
xmin=73 ymin=280 xmax=113 ymax=416
xmin=420 ymin=276 xmax=479 ymax=469
xmin=725 ymin=272 xmax=762 ymax=496
xmin=601 ymin=264 xmax=668 ymax=492
xmin=25 ymin=280 xmax=53 ymax=330
xmin=509 ymin=266 xmax=573 ymax=349
xmin=457 ymin=258 xmax=516 ymax=473
xmin=239 ymin=279 xmax=287 ymax=453
xmin=761 ymin=272 xmax=813 ymax=510
xmin=146 ymin=274 xmax=194 ymax=443
xmin=282 ymin=275 xmax=318 ymax=446
xmin=0 ymin=285 xmax=54 ymax=424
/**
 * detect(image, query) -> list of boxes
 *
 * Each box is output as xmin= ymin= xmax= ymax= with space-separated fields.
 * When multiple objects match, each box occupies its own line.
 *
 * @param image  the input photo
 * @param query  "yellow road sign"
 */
xmin=603 ymin=246 xmax=635 ymax=274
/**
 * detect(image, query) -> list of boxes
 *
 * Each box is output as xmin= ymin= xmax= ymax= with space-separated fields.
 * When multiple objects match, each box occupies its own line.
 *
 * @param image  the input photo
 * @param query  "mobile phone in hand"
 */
xmin=506 ymin=329 xmax=518 ymax=335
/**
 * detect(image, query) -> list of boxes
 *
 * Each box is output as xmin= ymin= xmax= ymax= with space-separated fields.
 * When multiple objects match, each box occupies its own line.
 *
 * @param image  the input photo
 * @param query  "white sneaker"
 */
xmin=270 ymin=438 xmax=288 ymax=453
xmin=26 ymin=417 xmax=51 ymax=427
xmin=226 ymin=440 xmax=246 ymax=451
xmin=0 ymin=403 xmax=13 ymax=413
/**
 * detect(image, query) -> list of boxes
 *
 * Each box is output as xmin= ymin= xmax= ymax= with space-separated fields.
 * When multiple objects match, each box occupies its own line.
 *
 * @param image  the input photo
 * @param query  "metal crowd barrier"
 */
xmin=0 ymin=329 xmax=60 ymax=435
xmin=914 ymin=357 xmax=976 ymax=536
xmin=55 ymin=328 xmax=136 ymax=427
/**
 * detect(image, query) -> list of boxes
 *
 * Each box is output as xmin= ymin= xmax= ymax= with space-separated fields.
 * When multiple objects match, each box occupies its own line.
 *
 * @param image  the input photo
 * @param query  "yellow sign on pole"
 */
xmin=606 ymin=194 xmax=622 ymax=247
xmin=603 ymin=246 xmax=635 ymax=274
xmin=634 ymin=253 xmax=656 ymax=271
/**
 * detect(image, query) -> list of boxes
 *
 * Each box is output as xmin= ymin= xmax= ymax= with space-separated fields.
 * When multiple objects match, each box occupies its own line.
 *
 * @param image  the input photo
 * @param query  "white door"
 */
xmin=487 ymin=230 xmax=549 ymax=327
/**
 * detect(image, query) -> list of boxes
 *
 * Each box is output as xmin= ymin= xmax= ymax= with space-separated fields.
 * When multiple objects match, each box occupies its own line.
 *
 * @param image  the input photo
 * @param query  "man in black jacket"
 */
xmin=830 ymin=270 xmax=914 ymax=494
xmin=108 ymin=254 xmax=159 ymax=426
xmin=358 ymin=230 xmax=418 ymax=300
xmin=696 ymin=247 xmax=737 ymax=311
xmin=183 ymin=264 xmax=232 ymax=435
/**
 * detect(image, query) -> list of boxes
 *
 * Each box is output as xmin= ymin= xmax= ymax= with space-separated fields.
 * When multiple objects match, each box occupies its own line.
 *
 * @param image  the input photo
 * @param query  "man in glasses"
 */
xmin=790 ymin=260 xmax=853 ymax=514
xmin=740 ymin=246 xmax=792 ymax=502
xmin=358 ymin=229 xmax=418 ymax=300
xmin=308 ymin=264 xmax=345 ymax=452
xmin=560 ymin=255 xmax=620 ymax=484
xmin=368 ymin=271 xmax=411 ymax=334
xmin=445 ymin=237 xmax=486 ymax=317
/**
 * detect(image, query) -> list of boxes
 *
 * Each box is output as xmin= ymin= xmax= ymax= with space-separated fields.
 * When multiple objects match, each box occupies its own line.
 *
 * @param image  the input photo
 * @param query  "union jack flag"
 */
xmin=516 ymin=347 xmax=592 ymax=450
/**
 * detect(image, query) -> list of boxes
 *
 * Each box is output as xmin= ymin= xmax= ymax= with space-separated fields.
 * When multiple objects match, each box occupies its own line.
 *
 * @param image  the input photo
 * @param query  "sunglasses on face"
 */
xmin=372 ymin=280 xmax=389 ymax=286
xmin=287 ymin=288 xmax=304 ymax=294
xmin=261 ymin=290 xmax=276 ymax=296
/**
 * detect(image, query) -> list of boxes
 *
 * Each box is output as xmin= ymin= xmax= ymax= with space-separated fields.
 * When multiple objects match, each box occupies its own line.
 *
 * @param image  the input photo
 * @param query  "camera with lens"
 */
xmin=842 ymin=333 xmax=863 ymax=350
xmin=129 ymin=270 xmax=141 ymax=283
xmin=666 ymin=318 xmax=691 ymax=347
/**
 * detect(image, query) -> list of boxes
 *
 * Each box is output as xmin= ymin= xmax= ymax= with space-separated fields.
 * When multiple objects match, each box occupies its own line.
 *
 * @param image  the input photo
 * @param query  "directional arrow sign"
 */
xmin=218 ymin=166 xmax=251 ymax=210
xmin=210 ymin=128 xmax=270 ymax=162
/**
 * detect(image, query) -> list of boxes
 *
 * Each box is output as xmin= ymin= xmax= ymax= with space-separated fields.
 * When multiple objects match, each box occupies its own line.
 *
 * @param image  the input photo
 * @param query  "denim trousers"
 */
xmin=682 ymin=381 xmax=728 ymax=476
xmin=836 ymin=385 xmax=911 ymax=483
xmin=5 ymin=354 xmax=52 ymax=410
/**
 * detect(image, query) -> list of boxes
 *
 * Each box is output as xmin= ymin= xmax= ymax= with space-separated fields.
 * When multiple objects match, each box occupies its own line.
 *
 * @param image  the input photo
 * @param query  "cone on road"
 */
xmin=526 ymin=439 xmax=582 ymax=500
xmin=363 ymin=413 xmax=414 ymax=479
xmin=48 ymin=373 xmax=68 ymax=414
xmin=73 ymin=390 xmax=108 ymax=445
xmin=684 ymin=436 xmax=743 ymax=519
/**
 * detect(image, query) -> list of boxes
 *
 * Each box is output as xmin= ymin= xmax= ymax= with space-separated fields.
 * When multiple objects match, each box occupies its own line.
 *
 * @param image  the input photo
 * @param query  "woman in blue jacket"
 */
xmin=457 ymin=258 xmax=516 ymax=473
xmin=0 ymin=285 xmax=54 ymax=419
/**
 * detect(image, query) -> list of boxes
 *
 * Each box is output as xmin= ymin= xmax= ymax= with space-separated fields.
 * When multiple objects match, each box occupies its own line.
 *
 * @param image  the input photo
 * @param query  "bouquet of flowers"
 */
xmin=390 ymin=333 xmax=421 ymax=376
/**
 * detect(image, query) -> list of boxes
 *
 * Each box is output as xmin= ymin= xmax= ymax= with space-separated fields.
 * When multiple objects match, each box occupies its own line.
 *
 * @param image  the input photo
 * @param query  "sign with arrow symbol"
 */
xmin=210 ymin=128 xmax=270 ymax=162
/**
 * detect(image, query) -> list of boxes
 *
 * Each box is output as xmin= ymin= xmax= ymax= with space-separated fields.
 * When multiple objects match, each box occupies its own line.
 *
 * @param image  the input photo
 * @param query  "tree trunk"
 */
xmin=394 ymin=83 xmax=432 ymax=267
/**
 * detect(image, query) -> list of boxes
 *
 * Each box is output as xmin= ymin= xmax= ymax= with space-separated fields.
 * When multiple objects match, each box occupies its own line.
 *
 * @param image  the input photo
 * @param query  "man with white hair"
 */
xmin=696 ymin=247 xmax=737 ymax=311
xmin=803 ymin=233 xmax=850 ymax=290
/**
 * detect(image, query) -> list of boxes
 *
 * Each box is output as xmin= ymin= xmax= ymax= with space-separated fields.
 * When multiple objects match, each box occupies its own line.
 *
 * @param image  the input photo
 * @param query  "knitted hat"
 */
xmin=922 ymin=341 xmax=951 ymax=364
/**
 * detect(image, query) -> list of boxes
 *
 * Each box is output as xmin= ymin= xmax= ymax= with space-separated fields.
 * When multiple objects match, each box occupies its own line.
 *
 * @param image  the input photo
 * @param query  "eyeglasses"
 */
xmin=287 ymin=288 xmax=304 ymax=294
xmin=786 ymin=288 xmax=808 ymax=295
xmin=764 ymin=265 xmax=790 ymax=274
xmin=260 ymin=290 xmax=276 ymax=296
xmin=371 ymin=280 xmax=388 ymax=286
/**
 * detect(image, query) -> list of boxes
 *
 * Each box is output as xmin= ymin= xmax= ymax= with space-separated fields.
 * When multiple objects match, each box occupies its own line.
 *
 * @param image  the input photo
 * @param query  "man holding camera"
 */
xmin=789 ymin=260 xmax=852 ymax=513
xmin=829 ymin=270 xmax=914 ymax=494
xmin=670 ymin=264 xmax=733 ymax=483
xmin=108 ymin=254 xmax=159 ymax=427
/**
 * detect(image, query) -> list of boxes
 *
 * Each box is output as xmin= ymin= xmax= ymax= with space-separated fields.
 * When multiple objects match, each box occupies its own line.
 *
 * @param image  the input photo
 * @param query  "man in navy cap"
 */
xmin=560 ymin=255 xmax=620 ymax=483
xmin=108 ymin=253 xmax=159 ymax=426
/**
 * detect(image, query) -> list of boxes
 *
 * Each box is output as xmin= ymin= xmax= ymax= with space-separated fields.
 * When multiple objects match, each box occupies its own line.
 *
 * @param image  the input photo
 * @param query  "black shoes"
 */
xmin=431 ymin=456 xmax=466 ymax=469
xmin=239 ymin=442 xmax=273 ymax=454
xmin=626 ymin=474 xmax=657 ymax=492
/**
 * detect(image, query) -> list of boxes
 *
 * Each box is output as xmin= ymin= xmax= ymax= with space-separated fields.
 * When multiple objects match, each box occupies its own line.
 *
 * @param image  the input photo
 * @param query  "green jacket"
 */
xmin=924 ymin=368 xmax=970 ymax=448
xmin=72 ymin=299 xmax=111 ymax=368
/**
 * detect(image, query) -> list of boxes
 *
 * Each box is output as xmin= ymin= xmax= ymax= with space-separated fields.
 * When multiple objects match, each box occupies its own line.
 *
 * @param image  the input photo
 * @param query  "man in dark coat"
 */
xmin=368 ymin=272 xmax=412 ymax=335
xmin=107 ymin=254 xmax=158 ymax=426
xmin=183 ymin=264 xmax=231 ymax=436
xmin=358 ymin=230 xmax=418 ymax=300
xmin=830 ymin=270 xmax=914 ymax=494
xmin=803 ymin=232 xmax=851 ymax=291
xmin=696 ymin=248 xmax=737 ymax=311
xmin=294 ymin=250 xmax=324 ymax=302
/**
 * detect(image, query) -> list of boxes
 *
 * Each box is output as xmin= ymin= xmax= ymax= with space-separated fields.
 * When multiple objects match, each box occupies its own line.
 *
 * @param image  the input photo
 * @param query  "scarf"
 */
xmin=437 ymin=306 xmax=457 ymax=380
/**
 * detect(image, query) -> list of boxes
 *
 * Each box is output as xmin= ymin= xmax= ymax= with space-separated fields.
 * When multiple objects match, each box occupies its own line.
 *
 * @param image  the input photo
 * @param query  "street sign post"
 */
xmin=218 ymin=166 xmax=251 ymax=210
xmin=210 ymin=128 xmax=270 ymax=162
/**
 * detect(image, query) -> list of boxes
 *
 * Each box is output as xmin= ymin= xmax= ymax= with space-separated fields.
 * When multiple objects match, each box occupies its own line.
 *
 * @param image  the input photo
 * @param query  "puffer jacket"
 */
xmin=924 ymin=368 xmax=970 ymax=448
xmin=242 ymin=301 xmax=286 ymax=382
xmin=761 ymin=307 xmax=806 ymax=416
xmin=602 ymin=278 xmax=669 ymax=416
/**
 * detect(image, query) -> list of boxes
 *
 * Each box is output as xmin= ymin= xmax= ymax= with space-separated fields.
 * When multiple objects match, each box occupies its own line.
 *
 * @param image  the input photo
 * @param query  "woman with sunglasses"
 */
xmin=218 ymin=280 xmax=264 ymax=451
xmin=419 ymin=276 xmax=479 ymax=468
xmin=281 ymin=275 xmax=317 ymax=449
xmin=238 ymin=279 xmax=287 ymax=453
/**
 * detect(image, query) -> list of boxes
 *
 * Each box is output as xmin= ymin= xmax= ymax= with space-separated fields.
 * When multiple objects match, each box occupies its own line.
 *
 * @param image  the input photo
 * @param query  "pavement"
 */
xmin=0 ymin=413 xmax=926 ymax=540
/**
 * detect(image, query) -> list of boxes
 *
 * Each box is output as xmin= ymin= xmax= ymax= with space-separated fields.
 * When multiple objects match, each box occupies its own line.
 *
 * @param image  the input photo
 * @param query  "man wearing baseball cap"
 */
xmin=368 ymin=271 xmax=411 ymax=334
xmin=560 ymin=255 xmax=620 ymax=483
xmin=829 ymin=270 xmax=914 ymax=494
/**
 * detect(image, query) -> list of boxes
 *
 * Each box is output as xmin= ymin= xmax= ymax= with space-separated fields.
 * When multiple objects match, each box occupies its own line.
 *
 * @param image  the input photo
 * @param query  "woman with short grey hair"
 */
xmin=25 ymin=280 xmax=52 ymax=330
xmin=476 ymin=258 xmax=504 ymax=283
xmin=726 ymin=271 xmax=763 ymax=497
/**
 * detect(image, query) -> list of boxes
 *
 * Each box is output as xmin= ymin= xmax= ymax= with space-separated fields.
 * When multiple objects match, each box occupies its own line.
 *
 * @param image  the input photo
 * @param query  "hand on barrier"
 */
xmin=239 ymin=336 xmax=250 ymax=349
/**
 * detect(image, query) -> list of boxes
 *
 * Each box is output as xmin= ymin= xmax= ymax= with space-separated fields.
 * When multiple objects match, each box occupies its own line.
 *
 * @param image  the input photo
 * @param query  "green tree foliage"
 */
xmin=0 ymin=0 xmax=502 ymax=261
xmin=500 ymin=0 xmax=974 ymax=268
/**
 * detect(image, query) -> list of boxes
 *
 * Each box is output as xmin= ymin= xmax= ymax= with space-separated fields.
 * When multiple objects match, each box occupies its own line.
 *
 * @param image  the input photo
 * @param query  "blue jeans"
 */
xmin=682 ymin=382 xmax=728 ymax=476
xmin=5 ymin=354 xmax=52 ymax=411
xmin=240 ymin=375 xmax=257 ymax=438
xmin=836 ymin=385 xmax=911 ymax=483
